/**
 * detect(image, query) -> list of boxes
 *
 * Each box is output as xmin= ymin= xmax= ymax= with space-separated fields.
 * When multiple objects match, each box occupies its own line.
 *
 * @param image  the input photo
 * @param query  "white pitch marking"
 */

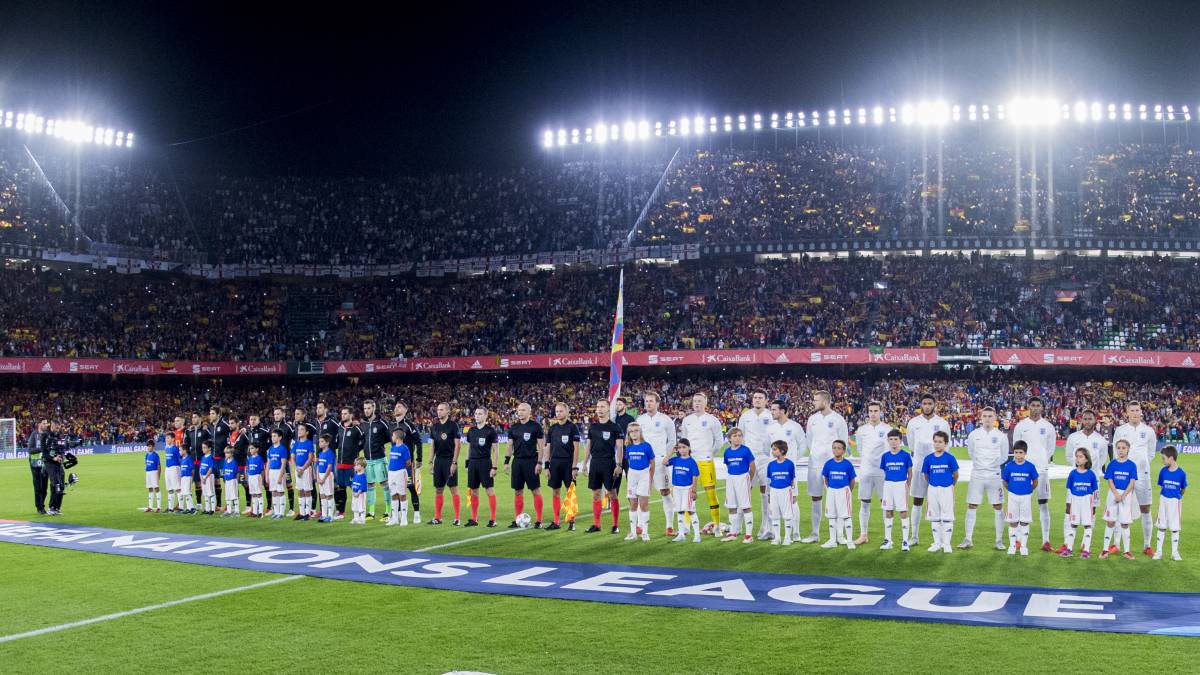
xmin=0 ymin=575 xmax=303 ymax=644
xmin=415 ymin=527 xmax=526 ymax=552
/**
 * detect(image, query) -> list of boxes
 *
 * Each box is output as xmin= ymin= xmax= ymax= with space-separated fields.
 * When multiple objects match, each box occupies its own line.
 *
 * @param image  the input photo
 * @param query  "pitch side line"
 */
xmin=415 ymin=528 xmax=526 ymax=552
xmin=0 ymin=575 xmax=303 ymax=644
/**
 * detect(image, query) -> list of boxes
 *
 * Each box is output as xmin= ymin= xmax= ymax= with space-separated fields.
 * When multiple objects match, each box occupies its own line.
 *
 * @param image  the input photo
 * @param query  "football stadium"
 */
xmin=3 ymin=3 xmax=1200 ymax=673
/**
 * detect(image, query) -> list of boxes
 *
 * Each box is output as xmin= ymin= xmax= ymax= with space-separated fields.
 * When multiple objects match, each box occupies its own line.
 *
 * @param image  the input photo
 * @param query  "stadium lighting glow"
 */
xmin=873 ymin=106 xmax=884 ymax=125
xmin=637 ymin=120 xmax=649 ymax=140
xmin=556 ymin=128 xmax=567 ymax=147
xmin=679 ymin=116 xmax=690 ymax=136
xmin=666 ymin=120 xmax=675 ymax=136
xmin=596 ymin=123 xmax=608 ymax=144
xmin=0 ymin=108 xmax=133 ymax=148
xmin=900 ymin=104 xmax=914 ymax=125
xmin=770 ymin=112 xmax=778 ymax=129
xmin=752 ymin=113 xmax=762 ymax=131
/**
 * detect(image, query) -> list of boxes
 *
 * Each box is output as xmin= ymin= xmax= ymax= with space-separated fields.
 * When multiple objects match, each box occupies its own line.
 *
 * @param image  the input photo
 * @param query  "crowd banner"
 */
xmin=7 ymin=348 xmax=1200 ymax=378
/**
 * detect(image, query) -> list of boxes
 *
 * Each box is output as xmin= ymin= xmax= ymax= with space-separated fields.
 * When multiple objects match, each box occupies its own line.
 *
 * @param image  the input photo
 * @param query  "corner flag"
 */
xmin=607 ymin=269 xmax=624 ymax=421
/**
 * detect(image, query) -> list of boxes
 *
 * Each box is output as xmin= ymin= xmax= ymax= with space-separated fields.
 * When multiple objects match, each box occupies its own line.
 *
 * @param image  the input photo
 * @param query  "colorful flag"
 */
xmin=563 ymin=483 xmax=578 ymax=522
xmin=607 ymin=269 xmax=624 ymax=421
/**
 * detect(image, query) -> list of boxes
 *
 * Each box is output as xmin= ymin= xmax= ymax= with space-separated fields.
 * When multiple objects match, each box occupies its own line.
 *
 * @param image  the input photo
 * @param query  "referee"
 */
xmin=545 ymin=403 xmax=580 ymax=531
xmin=583 ymin=399 xmax=624 ymax=534
xmin=428 ymin=402 xmax=460 ymax=525
xmin=504 ymin=402 xmax=545 ymax=528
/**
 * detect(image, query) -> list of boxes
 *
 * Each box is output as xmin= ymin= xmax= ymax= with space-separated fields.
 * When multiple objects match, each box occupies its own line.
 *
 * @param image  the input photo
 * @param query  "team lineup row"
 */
xmin=126 ymin=389 xmax=1188 ymax=559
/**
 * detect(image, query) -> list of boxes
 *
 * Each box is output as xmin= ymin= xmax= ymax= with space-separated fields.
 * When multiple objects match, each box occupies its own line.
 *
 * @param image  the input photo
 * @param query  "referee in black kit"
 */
xmin=504 ymin=402 xmax=545 ymax=528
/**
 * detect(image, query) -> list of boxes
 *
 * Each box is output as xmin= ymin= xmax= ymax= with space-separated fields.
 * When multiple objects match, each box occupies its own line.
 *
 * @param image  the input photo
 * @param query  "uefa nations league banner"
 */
xmin=1 ymin=521 xmax=1198 ymax=636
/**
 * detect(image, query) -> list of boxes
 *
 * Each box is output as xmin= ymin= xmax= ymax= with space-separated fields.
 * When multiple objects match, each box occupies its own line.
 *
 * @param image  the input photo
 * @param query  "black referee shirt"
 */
xmin=587 ymin=421 xmax=622 ymax=463
xmin=547 ymin=422 xmax=581 ymax=460
xmin=431 ymin=420 xmax=459 ymax=458
xmin=508 ymin=421 xmax=543 ymax=459
xmin=466 ymin=425 xmax=498 ymax=460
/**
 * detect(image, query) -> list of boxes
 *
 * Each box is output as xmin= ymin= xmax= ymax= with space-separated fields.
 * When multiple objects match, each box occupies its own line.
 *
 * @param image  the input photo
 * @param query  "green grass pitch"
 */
xmin=1 ymin=449 xmax=1198 ymax=673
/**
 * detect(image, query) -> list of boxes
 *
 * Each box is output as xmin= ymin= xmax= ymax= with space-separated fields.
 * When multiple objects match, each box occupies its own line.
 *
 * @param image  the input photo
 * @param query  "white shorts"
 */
xmin=653 ymin=462 xmax=671 ymax=490
xmin=319 ymin=472 xmax=334 ymax=497
xmin=806 ymin=461 xmax=828 ymax=498
xmin=672 ymin=485 xmax=695 ymax=513
xmin=625 ymin=468 xmax=651 ymax=499
xmin=1067 ymin=493 xmax=1095 ymax=527
xmin=180 ymin=476 xmax=193 ymax=494
xmin=824 ymin=486 xmax=853 ymax=520
xmin=352 ymin=492 xmax=366 ymax=512
xmin=858 ymin=473 xmax=884 ymax=501
xmin=269 ymin=468 xmax=287 ymax=492
xmin=248 ymin=473 xmax=263 ymax=495
xmin=201 ymin=474 xmax=215 ymax=498
xmin=1033 ymin=464 xmax=1050 ymax=500
xmin=294 ymin=466 xmax=313 ymax=491
xmin=910 ymin=457 xmax=931 ymax=499
xmin=751 ymin=457 xmax=770 ymax=488
xmin=725 ymin=473 xmax=753 ymax=511
xmin=768 ymin=486 xmax=795 ymax=519
xmin=967 ymin=475 xmax=1004 ymax=506
xmin=388 ymin=469 xmax=409 ymax=495
xmin=1006 ymin=492 xmax=1033 ymax=523
xmin=165 ymin=466 xmax=180 ymax=491
xmin=880 ymin=480 xmax=909 ymax=513
xmin=1134 ymin=463 xmax=1152 ymax=507
xmin=145 ymin=471 xmax=159 ymax=489
xmin=1104 ymin=490 xmax=1138 ymax=525
xmin=924 ymin=485 xmax=955 ymax=522
xmin=1157 ymin=496 xmax=1183 ymax=531
xmin=224 ymin=478 xmax=239 ymax=496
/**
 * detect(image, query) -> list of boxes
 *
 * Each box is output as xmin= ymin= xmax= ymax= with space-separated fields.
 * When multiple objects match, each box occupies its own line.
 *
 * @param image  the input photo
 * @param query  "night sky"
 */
xmin=1 ymin=0 xmax=1197 ymax=175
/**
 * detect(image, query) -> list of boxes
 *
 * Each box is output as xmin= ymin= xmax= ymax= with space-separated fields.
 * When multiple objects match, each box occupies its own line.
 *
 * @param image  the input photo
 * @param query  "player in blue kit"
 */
xmin=722 ymin=429 xmax=758 ymax=544
xmin=1061 ymin=448 xmax=1098 ymax=558
xmin=1154 ymin=446 xmax=1188 ymax=561
xmin=163 ymin=438 xmax=181 ymax=513
xmin=879 ymin=429 xmax=913 ymax=551
xmin=1001 ymin=441 xmax=1040 ymax=556
xmin=920 ymin=431 xmax=959 ymax=554
xmin=622 ymin=423 xmax=655 ymax=541
xmin=821 ymin=440 xmax=857 ymax=549
xmin=351 ymin=457 xmax=369 ymax=524
xmin=199 ymin=441 xmax=216 ymax=515
xmin=266 ymin=431 xmax=289 ymax=520
xmin=221 ymin=448 xmax=241 ymax=517
xmin=143 ymin=439 xmax=162 ymax=513
xmin=766 ymin=440 xmax=797 ymax=546
xmin=316 ymin=435 xmax=337 ymax=523
xmin=386 ymin=428 xmax=413 ymax=526
xmin=1102 ymin=439 xmax=1139 ymax=559
xmin=665 ymin=441 xmax=701 ymax=542
xmin=246 ymin=445 xmax=266 ymax=517
xmin=291 ymin=425 xmax=316 ymax=521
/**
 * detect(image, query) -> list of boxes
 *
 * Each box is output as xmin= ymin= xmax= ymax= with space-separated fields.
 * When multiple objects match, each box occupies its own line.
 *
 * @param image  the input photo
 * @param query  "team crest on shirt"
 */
xmin=560 ymin=435 xmax=569 ymax=444
xmin=827 ymin=421 xmax=833 ymax=429
xmin=478 ymin=438 xmax=486 ymax=446
xmin=878 ymin=431 xmax=884 ymax=438
xmin=991 ymin=436 xmax=998 ymax=443
xmin=1039 ymin=428 xmax=1045 ymax=435
xmin=701 ymin=420 xmax=706 ymax=427
xmin=522 ymin=432 xmax=531 ymax=441
xmin=1140 ymin=432 xmax=1147 ymax=439
xmin=602 ymin=431 xmax=611 ymax=440
xmin=440 ymin=433 xmax=447 ymax=440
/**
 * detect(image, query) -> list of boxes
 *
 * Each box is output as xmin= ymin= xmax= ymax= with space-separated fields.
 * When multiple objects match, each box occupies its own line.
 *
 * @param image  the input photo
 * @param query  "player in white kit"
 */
xmin=1012 ymin=397 xmax=1057 ymax=551
xmin=635 ymin=391 xmax=678 ymax=536
xmin=1112 ymin=401 xmax=1158 ymax=556
xmin=905 ymin=393 xmax=950 ymax=546
xmin=960 ymin=406 xmax=1008 ymax=550
xmin=853 ymin=401 xmax=892 ymax=545
xmin=1065 ymin=409 xmax=1108 ymax=488
xmin=737 ymin=390 xmax=775 ymax=540
xmin=802 ymin=390 xmax=849 ymax=544
xmin=767 ymin=399 xmax=806 ymax=540
xmin=679 ymin=392 xmax=726 ymax=534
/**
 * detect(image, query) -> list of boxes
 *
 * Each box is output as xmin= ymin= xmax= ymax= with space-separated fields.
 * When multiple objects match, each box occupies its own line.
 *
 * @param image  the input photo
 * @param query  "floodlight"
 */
xmin=637 ymin=120 xmax=649 ymax=140
xmin=900 ymin=104 xmax=914 ymax=125
xmin=680 ymin=117 xmax=691 ymax=136
xmin=693 ymin=115 xmax=705 ymax=136
xmin=872 ymin=106 xmax=883 ymax=125
xmin=540 ymin=130 xmax=553 ymax=149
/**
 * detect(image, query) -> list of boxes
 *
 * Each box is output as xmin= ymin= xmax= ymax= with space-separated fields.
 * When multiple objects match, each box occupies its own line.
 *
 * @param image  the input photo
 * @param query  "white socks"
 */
xmin=744 ymin=511 xmax=754 ymax=537
xmin=1038 ymin=502 xmax=1051 ymax=544
xmin=147 ymin=493 xmax=155 ymax=509
xmin=759 ymin=492 xmax=771 ymax=534
xmin=730 ymin=513 xmax=743 ymax=536
xmin=811 ymin=500 xmax=823 ymax=537
xmin=792 ymin=500 xmax=803 ymax=538
xmin=993 ymin=510 xmax=1004 ymax=545
xmin=1082 ymin=526 xmax=1093 ymax=552
xmin=1064 ymin=518 xmax=1077 ymax=550
xmin=1142 ymin=514 xmax=1154 ymax=548
xmin=859 ymin=501 xmax=871 ymax=538
xmin=910 ymin=508 xmax=923 ymax=540
xmin=662 ymin=493 xmax=675 ymax=526
xmin=964 ymin=508 xmax=977 ymax=542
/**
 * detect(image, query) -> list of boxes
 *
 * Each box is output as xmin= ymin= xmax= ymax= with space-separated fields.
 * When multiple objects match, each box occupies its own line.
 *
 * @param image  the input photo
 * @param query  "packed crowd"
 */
xmin=7 ymin=372 xmax=1200 ymax=446
xmin=5 ymin=139 xmax=1200 ymax=262
xmin=2 ymin=253 xmax=1200 ymax=360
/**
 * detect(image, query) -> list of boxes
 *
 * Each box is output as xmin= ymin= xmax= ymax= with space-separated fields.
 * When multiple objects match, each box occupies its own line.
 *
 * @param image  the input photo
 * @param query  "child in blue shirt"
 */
xmin=178 ymin=447 xmax=195 ymax=514
xmin=221 ymin=448 xmax=240 ymax=517
xmin=143 ymin=440 xmax=162 ymax=513
xmin=821 ymin=440 xmax=857 ymax=549
xmin=246 ymin=445 xmax=266 ymax=517
xmin=351 ymin=457 xmax=369 ymax=524
xmin=879 ymin=429 xmax=913 ymax=551
xmin=164 ymin=440 xmax=182 ymax=513
xmin=920 ymin=431 xmax=960 ymax=554
xmin=1154 ymin=446 xmax=1188 ymax=561
xmin=1102 ymin=439 xmax=1139 ymax=559
xmin=1001 ymin=441 xmax=1040 ymax=556
xmin=316 ymin=435 xmax=337 ymax=523
xmin=1062 ymin=448 xmax=1098 ymax=558
xmin=665 ymin=440 xmax=701 ymax=542
xmin=386 ymin=428 xmax=413 ymax=526
xmin=199 ymin=441 xmax=216 ymax=515
xmin=766 ymin=440 xmax=797 ymax=546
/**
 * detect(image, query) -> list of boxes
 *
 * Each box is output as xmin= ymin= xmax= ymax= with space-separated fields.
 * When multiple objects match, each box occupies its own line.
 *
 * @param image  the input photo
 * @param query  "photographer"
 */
xmin=27 ymin=419 xmax=50 ymax=515
xmin=43 ymin=420 xmax=68 ymax=515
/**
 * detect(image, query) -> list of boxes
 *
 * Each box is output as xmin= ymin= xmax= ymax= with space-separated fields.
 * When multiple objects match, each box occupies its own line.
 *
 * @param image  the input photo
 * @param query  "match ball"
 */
xmin=516 ymin=512 xmax=533 ymax=528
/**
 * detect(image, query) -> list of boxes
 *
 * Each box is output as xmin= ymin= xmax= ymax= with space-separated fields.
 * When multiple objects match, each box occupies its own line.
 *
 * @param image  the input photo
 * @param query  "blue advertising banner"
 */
xmin=0 ymin=521 xmax=1197 ymax=636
